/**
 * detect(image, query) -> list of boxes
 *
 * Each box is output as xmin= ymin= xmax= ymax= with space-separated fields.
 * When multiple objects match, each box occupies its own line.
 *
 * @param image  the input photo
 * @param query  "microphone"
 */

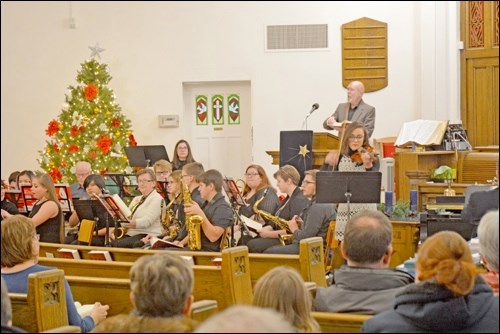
xmin=306 ymin=103 xmax=319 ymax=116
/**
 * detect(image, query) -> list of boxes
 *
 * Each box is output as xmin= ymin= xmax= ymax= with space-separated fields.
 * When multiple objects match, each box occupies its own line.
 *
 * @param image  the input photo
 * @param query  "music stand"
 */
xmin=316 ymin=171 xmax=382 ymax=221
xmin=104 ymin=173 xmax=139 ymax=199
xmin=222 ymin=177 xmax=248 ymax=247
xmin=94 ymin=194 xmax=131 ymax=245
xmin=73 ymin=199 xmax=110 ymax=246
xmin=125 ymin=145 xmax=170 ymax=167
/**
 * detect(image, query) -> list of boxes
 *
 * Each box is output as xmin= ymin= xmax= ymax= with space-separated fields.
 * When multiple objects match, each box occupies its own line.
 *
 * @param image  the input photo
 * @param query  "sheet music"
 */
xmin=239 ymin=215 xmax=263 ymax=232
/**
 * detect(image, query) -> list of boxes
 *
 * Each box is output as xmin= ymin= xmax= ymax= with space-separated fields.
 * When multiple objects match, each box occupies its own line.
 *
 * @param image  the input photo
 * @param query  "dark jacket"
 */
xmin=361 ymin=276 xmax=499 ymax=333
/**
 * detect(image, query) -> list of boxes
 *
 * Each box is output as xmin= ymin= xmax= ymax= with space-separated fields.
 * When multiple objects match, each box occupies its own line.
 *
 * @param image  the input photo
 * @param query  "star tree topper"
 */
xmin=89 ymin=43 xmax=105 ymax=59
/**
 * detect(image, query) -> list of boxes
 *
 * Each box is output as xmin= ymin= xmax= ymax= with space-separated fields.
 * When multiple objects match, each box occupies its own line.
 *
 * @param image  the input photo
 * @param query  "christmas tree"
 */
xmin=39 ymin=53 xmax=137 ymax=184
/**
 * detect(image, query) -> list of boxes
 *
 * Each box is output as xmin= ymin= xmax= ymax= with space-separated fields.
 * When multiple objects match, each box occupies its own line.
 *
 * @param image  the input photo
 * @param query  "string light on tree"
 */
xmin=38 ymin=47 xmax=137 ymax=183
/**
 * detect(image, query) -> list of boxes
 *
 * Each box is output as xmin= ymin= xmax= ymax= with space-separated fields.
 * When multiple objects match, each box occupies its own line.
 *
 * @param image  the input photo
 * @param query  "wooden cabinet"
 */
xmin=417 ymin=182 xmax=469 ymax=212
xmin=389 ymin=220 xmax=420 ymax=268
xmin=395 ymin=151 xmax=457 ymax=201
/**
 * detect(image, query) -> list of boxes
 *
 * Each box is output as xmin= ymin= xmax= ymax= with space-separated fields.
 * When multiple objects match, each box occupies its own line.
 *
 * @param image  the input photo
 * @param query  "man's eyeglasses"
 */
xmin=244 ymin=173 xmax=259 ymax=178
xmin=348 ymin=136 xmax=364 ymax=142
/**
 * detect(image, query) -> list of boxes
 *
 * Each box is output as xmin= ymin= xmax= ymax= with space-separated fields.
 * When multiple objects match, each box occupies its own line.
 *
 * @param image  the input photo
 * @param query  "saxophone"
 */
xmin=162 ymin=193 xmax=181 ymax=240
xmin=183 ymin=182 xmax=204 ymax=250
xmin=252 ymin=189 xmax=294 ymax=246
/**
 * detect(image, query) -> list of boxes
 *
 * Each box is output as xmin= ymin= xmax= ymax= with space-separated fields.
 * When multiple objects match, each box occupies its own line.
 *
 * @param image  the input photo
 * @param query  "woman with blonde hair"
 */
xmin=362 ymin=231 xmax=499 ymax=332
xmin=253 ymin=266 xmax=320 ymax=333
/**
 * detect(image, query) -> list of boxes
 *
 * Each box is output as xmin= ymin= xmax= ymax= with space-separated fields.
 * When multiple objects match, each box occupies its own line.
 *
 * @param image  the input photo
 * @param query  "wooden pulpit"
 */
xmin=266 ymin=132 xmax=339 ymax=169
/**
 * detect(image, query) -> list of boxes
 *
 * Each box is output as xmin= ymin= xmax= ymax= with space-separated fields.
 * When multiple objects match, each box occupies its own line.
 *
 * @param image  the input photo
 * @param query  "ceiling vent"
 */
xmin=266 ymin=24 xmax=328 ymax=50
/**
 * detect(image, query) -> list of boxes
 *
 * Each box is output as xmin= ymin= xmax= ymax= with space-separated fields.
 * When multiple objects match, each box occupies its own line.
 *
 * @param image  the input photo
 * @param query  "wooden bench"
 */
xmin=311 ymin=311 xmax=372 ymax=333
xmin=39 ymin=236 xmax=327 ymax=287
xmin=9 ymin=269 xmax=69 ymax=332
xmin=38 ymin=246 xmax=253 ymax=311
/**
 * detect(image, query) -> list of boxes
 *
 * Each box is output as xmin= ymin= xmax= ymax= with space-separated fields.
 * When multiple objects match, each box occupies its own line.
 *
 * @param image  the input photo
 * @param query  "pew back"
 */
xmin=10 ymin=269 xmax=69 ymax=332
xmin=311 ymin=311 xmax=371 ymax=333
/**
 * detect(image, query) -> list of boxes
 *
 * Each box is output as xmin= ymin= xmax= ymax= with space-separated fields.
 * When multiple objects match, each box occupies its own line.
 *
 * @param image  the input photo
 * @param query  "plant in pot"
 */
xmin=377 ymin=200 xmax=412 ymax=220
xmin=431 ymin=165 xmax=457 ymax=196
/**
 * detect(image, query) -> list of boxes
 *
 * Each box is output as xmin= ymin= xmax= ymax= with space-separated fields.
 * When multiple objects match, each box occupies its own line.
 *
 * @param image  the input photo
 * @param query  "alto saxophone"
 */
xmin=162 ymin=193 xmax=181 ymax=240
xmin=182 ymin=182 xmax=204 ymax=250
xmin=252 ymin=189 xmax=294 ymax=246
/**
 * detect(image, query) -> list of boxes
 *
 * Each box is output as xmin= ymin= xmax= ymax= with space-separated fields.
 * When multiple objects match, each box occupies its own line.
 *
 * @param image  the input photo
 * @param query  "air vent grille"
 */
xmin=266 ymin=24 xmax=328 ymax=50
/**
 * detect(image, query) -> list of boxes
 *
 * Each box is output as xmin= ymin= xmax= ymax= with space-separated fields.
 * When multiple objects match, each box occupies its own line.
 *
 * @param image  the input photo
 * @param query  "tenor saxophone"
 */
xmin=252 ymin=189 xmax=294 ymax=246
xmin=182 ymin=182 xmax=204 ymax=250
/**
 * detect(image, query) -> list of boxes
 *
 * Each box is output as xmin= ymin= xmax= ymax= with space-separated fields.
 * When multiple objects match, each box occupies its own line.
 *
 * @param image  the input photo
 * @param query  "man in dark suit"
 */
xmin=323 ymin=80 xmax=375 ymax=138
xmin=461 ymin=161 xmax=499 ymax=238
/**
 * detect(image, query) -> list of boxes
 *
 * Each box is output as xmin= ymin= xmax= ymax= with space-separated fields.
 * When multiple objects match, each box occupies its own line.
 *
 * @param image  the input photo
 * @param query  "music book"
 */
xmin=74 ymin=302 xmax=94 ymax=318
xmin=88 ymin=250 xmax=113 ymax=261
xmin=95 ymin=194 xmax=132 ymax=223
xmin=150 ymin=236 xmax=183 ymax=249
xmin=332 ymin=120 xmax=352 ymax=128
xmin=239 ymin=215 xmax=263 ymax=232
xmin=222 ymin=177 xmax=247 ymax=207
xmin=56 ymin=248 xmax=81 ymax=259
xmin=395 ymin=119 xmax=449 ymax=147
xmin=5 ymin=189 xmax=26 ymax=213
xmin=55 ymin=183 xmax=74 ymax=213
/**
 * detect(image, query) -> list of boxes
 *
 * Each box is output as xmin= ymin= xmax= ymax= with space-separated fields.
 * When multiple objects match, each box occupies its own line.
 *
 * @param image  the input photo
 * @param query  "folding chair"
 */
xmin=77 ymin=219 xmax=96 ymax=245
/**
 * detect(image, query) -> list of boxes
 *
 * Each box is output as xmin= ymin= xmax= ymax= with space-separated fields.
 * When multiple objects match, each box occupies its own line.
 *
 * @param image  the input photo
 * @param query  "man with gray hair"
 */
xmin=93 ymin=253 xmax=197 ymax=332
xmin=477 ymin=210 xmax=499 ymax=294
xmin=70 ymin=161 xmax=92 ymax=199
xmin=314 ymin=210 xmax=413 ymax=314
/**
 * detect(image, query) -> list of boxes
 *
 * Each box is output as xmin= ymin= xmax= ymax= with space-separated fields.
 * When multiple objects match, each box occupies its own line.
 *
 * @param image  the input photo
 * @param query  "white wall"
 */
xmin=1 ymin=1 xmax=460 ymax=180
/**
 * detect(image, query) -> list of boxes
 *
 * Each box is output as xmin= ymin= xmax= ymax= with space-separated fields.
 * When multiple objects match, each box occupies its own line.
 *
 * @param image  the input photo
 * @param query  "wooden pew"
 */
xmin=39 ymin=236 xmax=327 ymax=287
xmin=38 ymin=246 xmax=252 ymax=311
xmin=10 ymin=269 xmax=69 ymax=332
xmin=311 ymin=311 xmax=372 ymax=333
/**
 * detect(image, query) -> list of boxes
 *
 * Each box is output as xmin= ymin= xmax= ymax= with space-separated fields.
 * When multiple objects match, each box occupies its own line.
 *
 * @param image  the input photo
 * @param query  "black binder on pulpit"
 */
xmin=279 ymin=130 xmax=313 ymax=183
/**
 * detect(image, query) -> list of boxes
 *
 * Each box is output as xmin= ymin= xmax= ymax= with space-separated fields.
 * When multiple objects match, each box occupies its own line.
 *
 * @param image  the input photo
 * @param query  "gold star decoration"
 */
xmin=298 ymin=145 xmax=310 ymax=157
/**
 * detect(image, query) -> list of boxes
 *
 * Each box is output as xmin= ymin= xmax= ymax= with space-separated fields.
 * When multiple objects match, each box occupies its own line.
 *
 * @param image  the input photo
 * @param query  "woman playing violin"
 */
xmin=324 ymin=122 xmax=379 ymax=241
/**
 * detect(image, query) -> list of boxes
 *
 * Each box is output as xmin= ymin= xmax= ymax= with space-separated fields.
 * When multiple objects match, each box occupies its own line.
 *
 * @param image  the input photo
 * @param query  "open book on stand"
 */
xmin=395 ymin=119 xmax=449 ymax=147
xmin=94 ymin=194 xmax=132 ymax=223
xmin=150 ymin=236 xmax=183 ymax=249
xmin=332 ymin=120 xmax=352 ymax=128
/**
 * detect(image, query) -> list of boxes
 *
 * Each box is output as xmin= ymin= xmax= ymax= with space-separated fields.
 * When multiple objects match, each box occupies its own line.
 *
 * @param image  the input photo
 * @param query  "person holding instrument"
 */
xmin=326 ymin=122 xmax=379 ymax=241
xmin=323 ymin=80 xmax=375 ymax=138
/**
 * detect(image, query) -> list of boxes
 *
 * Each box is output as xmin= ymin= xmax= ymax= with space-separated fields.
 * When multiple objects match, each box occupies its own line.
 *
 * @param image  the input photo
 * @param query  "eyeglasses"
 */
xmin=138 ymin=179 xmax=155 ymax=184
xmin=348 ymin=136 xmax=364 ymax=142
xmin=302 ymin=180 xmax=316 ymax=185
xmin=245 ymin=173 xmax=259 ymax=178
xmin=177 ymin=146 xmax=188 ymax=150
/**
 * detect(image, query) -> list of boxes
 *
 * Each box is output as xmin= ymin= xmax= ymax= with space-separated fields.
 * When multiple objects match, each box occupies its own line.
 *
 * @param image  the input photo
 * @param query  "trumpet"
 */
xmin=252 ymin=189 xmax=294 ymax=246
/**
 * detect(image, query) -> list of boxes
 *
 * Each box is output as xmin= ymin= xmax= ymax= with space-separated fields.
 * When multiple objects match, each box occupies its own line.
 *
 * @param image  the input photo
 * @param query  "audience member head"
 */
xmin=1 ymin=215 xmax=38 ymax=268
xmin=416 ymin=231 xmax=478 ymax=296
xmin=274 ymin=165 xmax=301 ymax=187
xmin=182 ymin=162 xmax=205 ymax=188
xmin=477 ymin=210 xmax=499 ymax=273
xmin=194 ymin=305 xmax=295 ymax=333
xmin=17 ymin=170 xmax=35 ymax=188
xmin=1 ymin=277 xmax=12 ymax=327
xmin=83 ymin=174 xmax=106 ymax=197
xmin=8 ymin=171 xmax=20 ymax=190
xmin=340 ymin=121 xmax=370 ymax=154
xmin=243 ymin=164 xmax=272 ymax=195
xmin=129 ymin=253 xmax=194 ymax=317
xmin=31 ymin=173 xmax=59 ymax=205
xmin=342 ymin=210 xmax=393 ymax=267
xmin=153 ymin=159 xmax=172 ymax=182
xmin=252 ymin=266 xmax=320 ymax=332
xmin=73 ymin=161 xmax=92 ymax=186
xmin=173 ymin=140 xmax=195 ymax=165
xmin=347 ymin=80 xmax=365 ymax=106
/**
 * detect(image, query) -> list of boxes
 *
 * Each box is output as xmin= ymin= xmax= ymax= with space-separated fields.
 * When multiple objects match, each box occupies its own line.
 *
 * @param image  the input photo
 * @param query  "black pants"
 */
xmin=111 ymin=234 xmax=146 ymax=248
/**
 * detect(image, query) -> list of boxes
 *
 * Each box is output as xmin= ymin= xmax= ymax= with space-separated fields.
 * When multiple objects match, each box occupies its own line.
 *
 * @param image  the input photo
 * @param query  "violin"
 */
xmin=350 ymin=144 xmax=377 ymax=165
